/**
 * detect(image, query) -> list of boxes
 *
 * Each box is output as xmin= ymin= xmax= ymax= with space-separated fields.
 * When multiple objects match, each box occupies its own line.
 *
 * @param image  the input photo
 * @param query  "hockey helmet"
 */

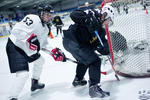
xmin=85 ymin=2 xmax=89 ymax=7
xmin=38 ymin=4 xmax=54 ymax=14
xmin=37 ymin=4 xmax=54 ymax=24
xmin=101 ymin=4 xmax=115 ymax=25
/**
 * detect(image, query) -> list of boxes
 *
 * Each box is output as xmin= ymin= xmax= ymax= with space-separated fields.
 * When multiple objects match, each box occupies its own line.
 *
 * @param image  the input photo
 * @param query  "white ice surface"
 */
xmin=0 ymin=4 xmax=150 ymax=100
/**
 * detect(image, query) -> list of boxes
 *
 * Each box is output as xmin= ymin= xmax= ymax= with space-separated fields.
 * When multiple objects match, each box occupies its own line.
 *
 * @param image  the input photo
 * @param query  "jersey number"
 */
xmin=23 ymin=17 xmax=33 ymax=26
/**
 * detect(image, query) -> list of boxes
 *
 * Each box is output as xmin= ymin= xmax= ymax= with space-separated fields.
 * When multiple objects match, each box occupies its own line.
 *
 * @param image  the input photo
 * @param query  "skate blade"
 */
xmin=147 ymin=70 xmax=150 ymax=72
xmin=30 ymin=89 xmax=44 ymax=96
xmin=91 ymin=96 xmax=110 ymax=100
xmin=71 ymin=84 xmax=87 ymax=88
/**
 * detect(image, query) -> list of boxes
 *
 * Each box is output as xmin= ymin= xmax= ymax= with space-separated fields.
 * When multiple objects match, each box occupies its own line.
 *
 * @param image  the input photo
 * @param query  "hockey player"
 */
xmin=52 ymin=13 xmax=64 ymax=37
xmin=123 ymin=4 xmax=129 ymax=14
xmin=6 ymin=4 xmax=66 ymax=100
xmin=63 ymin=4 xmax=115 ymax=98
xmin=116 ymin=3 xmax=120 ymax=14
xmin=143 ymin=3 xmax=146 ymax=10
xmin=78 ymin=2 xmax=95 ymax=10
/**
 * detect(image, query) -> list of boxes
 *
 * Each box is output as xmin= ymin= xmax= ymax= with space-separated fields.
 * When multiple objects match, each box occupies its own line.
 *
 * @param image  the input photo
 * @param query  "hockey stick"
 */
xmin=94 ymin=30 xmax=120 ymax=81
xmin=104 ymin=24 xmax=120 ymax=81
xmin=42 ymin=48 xmax=107 ymax=75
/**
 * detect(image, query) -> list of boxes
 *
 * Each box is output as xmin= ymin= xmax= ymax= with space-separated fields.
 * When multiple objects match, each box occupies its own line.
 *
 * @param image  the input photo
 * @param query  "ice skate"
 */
xmin=147 ymin=67 xmax=150 ymax=72
xmin=72 ymin=77 xmax=87 ymax=87
xmin=10 ymin=98 xmax=17 ymax=100
xmin=31 ymin=79 xmax=45 ymax=92
xmin=89 ymin=84 xmax=110 ymax=98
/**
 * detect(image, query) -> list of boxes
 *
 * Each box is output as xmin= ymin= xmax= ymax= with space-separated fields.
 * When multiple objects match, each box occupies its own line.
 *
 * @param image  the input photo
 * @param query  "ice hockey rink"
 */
xmin=1 ymin=2 xmax=150 ymax=100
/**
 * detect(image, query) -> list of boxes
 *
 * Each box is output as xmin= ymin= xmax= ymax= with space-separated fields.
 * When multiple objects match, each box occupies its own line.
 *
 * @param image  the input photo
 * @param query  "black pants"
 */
xmin=56 ymin=26 xmax=62 ymax=36
xmin=63 ymin=38 xmax=101 ymax=85
xmin=6 ymin=38 xmax=40 ymax=73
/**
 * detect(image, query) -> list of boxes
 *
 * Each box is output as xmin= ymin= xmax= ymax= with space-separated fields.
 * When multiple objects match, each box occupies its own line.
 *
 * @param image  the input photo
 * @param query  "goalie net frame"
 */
xmin=104 ymin=0 xmax=150 ymax=78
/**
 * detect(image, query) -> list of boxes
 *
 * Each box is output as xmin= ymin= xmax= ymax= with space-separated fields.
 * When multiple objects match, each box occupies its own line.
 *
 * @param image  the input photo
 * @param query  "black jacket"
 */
xmin=64 ymin=10 xmax=108 ymax=50
xmin=52 ymin=16 xmax=63 ymax=26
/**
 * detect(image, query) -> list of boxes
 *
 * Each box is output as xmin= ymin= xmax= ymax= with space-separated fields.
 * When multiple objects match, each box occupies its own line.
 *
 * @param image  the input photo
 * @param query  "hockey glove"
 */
xmin=26 ymin=34 xmax=40 ymax=51
xmin=85 ymin=10 xmax=100 ymax=33
xmin=51 ymin=48 xmax=66 ymax=62
xmin=97 ymin=44 xmax=110 ymax=55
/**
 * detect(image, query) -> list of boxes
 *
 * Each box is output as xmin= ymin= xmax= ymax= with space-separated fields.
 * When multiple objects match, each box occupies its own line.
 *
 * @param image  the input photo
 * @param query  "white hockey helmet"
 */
xmin=85 ymin=2 xmax=89 ymax=6
xmin=101 ymin=4 xmax=115 ymax=24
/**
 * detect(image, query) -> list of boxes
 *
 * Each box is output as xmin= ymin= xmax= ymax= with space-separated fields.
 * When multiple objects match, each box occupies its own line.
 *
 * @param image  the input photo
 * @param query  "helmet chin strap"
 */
xmin=101 ymin=15 xmax=113 ymax=27
xmin=40 ymin=12 xmax=50 ymax=26
xmin=101 ymin=17 xmax=108 ymax=25
xmin=100 ymin=12 xmax=107 ymax=24
xmin=39 ymin=12 xmax=45 ymax=25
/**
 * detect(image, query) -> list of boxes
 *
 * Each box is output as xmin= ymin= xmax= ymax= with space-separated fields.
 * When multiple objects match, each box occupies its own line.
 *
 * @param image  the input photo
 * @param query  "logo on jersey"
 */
xmin=89 ymin=36 xmax=98 ymax=44
xmin=56 ymin=18 xmax=59 ymax=22
xmin=23 ymin=17 xmax=33 ymax=26
xmin=138 ymin=90 xmax=150 ymax=100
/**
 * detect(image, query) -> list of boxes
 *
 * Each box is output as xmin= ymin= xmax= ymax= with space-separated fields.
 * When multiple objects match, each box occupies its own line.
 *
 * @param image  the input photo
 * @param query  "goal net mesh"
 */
xmin=107 ymin=0 xmax=150 ymax=77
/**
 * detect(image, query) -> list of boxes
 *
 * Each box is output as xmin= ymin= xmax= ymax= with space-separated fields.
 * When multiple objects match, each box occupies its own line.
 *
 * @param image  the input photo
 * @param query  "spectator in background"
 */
xmin=116 ymin=3 xmax=120 ymax=14
xmin=15 ymin=14 xmax=20 ymax=22
xmin=123 ymin=4 xmax=129 ymax=14
xmin=8 ymin=18 xmax=13 ymax=30
xmin=1 ymin=14 xmax=4 ymax=23
xmin=52 ymin=13 xmax=64 ymax=37
xmin=78 ymin=2 xmax=95 ymax=10
xmin=8 ymin=15 xmax=13 ymax=30
xmin=143 ymin=3 xmax=146 ymax=10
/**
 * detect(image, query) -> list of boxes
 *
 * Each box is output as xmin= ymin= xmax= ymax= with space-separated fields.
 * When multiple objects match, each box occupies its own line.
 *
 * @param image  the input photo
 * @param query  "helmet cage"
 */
xmin=38 ymin=5 xmax=54 ymax=24
xmin=102 ymin=12 xmax=113 ymax=26
xmin=102 ymin=5 xmax=115 ymax=26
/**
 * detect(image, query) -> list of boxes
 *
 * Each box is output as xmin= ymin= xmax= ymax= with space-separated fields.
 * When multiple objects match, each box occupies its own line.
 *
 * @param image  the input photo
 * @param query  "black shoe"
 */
xmin=31 ymin=79 xmax=45 ymax=91
xmin=89 ymin=84 xmax=110 ymax=98
xmin=72 ymin=77 xmax=87 ymax=87
xmin=10 ymin=98 xmax=17 ymax=100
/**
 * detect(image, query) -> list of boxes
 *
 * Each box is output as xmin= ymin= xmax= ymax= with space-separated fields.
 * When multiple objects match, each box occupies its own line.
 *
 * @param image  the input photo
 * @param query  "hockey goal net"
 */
xmin=106 ymin=0 xmax=150 ymax=78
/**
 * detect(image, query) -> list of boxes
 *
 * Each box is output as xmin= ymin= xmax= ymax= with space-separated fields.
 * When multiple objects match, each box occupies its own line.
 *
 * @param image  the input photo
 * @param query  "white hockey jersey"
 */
xmin=9 ymin=14 xmax=49 ymax=56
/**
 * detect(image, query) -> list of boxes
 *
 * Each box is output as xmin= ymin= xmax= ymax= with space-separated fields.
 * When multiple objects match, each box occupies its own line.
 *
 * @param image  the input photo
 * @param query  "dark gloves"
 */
xmin=85 ymin=10 xmax=100 ymax=33
xmin=96 ymin=43 xmax=110 ymax=55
